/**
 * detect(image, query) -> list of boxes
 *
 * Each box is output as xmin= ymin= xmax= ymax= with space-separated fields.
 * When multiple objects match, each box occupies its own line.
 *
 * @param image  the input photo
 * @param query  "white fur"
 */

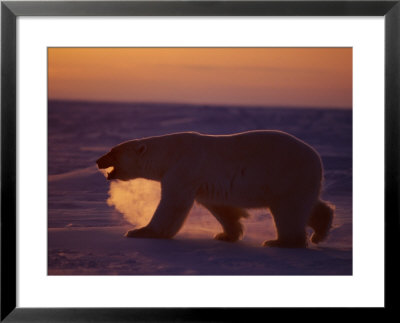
xmin=97 ymin=130 xmax=326 ymax=247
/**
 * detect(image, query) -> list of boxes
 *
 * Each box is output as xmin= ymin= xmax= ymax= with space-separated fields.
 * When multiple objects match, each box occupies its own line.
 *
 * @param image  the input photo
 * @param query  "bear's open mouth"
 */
xmin=106 ymin=166 xmax=115 ymax=180
xmin=98 ymin=166 xmax=115 ymax=180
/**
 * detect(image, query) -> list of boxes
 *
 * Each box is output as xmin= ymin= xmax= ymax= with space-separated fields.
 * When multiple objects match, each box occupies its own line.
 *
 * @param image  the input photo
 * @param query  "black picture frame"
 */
xmin=1 ymin=0 xmax=399 ymax=321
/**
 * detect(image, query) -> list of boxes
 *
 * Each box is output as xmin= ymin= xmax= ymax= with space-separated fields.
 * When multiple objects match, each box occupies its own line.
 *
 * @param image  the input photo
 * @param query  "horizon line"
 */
xmin=48 ymin=98 xmax=352 ymax=111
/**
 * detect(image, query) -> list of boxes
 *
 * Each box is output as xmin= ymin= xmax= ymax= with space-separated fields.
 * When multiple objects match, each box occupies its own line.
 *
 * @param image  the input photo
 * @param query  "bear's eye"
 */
xmin=110 ymin=148 xmax=120 ymax=157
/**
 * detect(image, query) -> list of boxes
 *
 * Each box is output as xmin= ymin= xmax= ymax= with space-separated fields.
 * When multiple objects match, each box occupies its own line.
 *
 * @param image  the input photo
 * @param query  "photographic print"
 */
xmin=47 ymin=48 xmax=352 ymax=275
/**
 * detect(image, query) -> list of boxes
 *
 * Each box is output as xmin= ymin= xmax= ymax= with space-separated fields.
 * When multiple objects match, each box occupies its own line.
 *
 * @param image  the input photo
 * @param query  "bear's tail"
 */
xmin=308 ymin=200 xmax=335 ymax=244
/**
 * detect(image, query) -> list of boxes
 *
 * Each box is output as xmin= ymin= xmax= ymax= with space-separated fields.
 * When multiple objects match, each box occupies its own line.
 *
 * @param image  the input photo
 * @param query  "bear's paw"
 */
xmin=125 ymin=226 xmax=163 ymax=239
xmin=262 ymin=239 xmax=307 ymax=248
xmin=214 ymin=232 xmax=240 ymax=243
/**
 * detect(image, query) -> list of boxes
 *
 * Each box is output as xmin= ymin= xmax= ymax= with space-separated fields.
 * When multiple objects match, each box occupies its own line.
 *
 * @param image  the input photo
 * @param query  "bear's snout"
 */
xmin=96 ymin=153 xmax=113 ymax=169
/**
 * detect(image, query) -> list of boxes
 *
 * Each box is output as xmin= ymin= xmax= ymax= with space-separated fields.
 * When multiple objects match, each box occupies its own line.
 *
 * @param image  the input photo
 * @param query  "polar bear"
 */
xmin=97 ymin=131 xmax=334 ymax=248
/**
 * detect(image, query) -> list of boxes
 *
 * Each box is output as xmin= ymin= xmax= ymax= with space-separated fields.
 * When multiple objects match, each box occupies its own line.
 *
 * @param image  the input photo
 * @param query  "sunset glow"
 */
xmin=48 ymin=48 xmax=352 ymax=108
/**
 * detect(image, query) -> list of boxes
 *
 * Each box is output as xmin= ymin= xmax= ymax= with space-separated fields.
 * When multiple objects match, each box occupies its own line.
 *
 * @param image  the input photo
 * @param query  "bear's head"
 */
xmin=96 ymin=140 xmax=147 ymax=181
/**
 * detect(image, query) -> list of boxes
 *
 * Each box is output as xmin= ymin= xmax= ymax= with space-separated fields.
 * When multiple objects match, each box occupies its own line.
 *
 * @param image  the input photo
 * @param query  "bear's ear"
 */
xmin=135 ymin=143 xmax=147 ymax=156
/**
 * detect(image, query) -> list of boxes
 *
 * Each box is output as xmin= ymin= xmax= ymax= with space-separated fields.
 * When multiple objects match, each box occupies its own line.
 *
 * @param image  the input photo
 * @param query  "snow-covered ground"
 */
xmin=48 ymin=100 xmax=352 ymax=275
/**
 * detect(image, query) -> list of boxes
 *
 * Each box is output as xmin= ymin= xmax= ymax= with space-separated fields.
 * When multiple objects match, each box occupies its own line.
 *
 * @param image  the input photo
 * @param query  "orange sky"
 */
xmin=48 ymin=48 xmax=352 ymax=108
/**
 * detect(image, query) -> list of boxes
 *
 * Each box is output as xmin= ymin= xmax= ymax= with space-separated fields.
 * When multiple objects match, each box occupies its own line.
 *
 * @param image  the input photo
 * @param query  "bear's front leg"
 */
xmin=126 ymin=177 xmax=196 ymax=239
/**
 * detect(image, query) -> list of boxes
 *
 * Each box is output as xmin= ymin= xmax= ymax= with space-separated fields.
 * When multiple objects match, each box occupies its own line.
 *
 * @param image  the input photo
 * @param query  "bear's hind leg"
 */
xmin=200 ymin=203 xmax=249 ymax=242
xmin=264 ymin=197 xmax=313 ymax=248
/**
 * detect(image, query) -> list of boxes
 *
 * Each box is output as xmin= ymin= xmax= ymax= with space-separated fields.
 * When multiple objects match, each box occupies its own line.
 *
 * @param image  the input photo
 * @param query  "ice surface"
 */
xmin=48 ymin=100 xmax=352 ymax=275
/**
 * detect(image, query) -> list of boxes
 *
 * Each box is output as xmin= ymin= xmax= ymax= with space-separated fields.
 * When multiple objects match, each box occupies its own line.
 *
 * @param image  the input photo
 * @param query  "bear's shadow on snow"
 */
xmin=121 ymin=236 xmax=352 ymax=275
